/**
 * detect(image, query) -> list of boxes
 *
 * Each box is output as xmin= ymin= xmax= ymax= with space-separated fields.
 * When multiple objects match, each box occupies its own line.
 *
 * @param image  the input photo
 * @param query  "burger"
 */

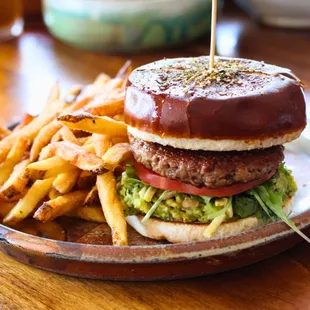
xmin=118 ymin=56 xmax=307 ymax=243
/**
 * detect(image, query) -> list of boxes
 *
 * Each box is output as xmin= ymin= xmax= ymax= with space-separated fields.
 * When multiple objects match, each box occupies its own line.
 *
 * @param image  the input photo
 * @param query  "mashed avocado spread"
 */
xmin=118 ymin=164 xmax=297 ymax=224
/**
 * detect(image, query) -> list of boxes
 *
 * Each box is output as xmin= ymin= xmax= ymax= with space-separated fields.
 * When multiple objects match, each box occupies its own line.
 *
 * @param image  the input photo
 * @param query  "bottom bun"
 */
xmin=126 ymin=198 xmax=292 ymax=243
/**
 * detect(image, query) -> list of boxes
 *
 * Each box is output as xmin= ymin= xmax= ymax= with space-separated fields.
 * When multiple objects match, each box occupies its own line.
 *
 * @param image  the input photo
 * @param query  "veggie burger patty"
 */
xmin=129 ymin=134 xmax=284 ymax=188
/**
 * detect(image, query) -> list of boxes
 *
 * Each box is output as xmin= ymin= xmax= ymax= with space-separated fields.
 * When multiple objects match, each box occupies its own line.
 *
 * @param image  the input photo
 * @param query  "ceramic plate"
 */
xmin=0 ymin=129 xmax=309 ymax=281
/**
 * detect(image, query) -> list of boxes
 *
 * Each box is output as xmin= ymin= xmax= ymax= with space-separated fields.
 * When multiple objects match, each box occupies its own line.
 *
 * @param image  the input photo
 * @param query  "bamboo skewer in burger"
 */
xmin=209 ymin=0 xmax=218 ymax=70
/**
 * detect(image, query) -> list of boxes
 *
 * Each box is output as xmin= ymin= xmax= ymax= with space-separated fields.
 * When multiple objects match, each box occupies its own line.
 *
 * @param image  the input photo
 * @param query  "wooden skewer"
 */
xmin=209 ymin=0 xmax=218 ymax=70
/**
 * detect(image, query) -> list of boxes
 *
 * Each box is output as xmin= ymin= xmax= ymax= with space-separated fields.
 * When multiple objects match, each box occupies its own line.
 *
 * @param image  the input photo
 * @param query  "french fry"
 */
xmin=78 ymin=136 xmax=90 ymax=145
xmin=51 ymin=128 xmax=63 ymax=143
xmin=34 ymin=190 xmax=88 ymax=222
xmin=12 ymin=114 xmax=35 ymax=132
xmin=115 ymin=60 xmax=132 ymax=80
xmin=93 ymin=73 xmax=111 ymax=88
xmin=0 ymin=83 xmax=64 ymax=163
xmin=7 ymin=136 xmax=30 ymax=162
xmin=79 ymin=74 xmax=111 ymax=100
xmin=58 ymin=112 xmax=127 ymax=137
xmin=77 ymin=170 xmax=96 ymax=189
xmin=60 ymin=126 xmax=80 ymax=145
xmin=23 ymin=168 xmax=45 ymax=182
xmin=26 ymin=156 xmax=67 ymax=171
xmin=0 ymin=101 xmax=65 ymax=163
xmin=30 ymin=120 xmax=63 ymax=161
xmin=0 ymin=159 xmax=30 ymax=199
xmin=3 ymin=178 xmax=54 ymax=226
xmin=0 ymin=125 xmax=11 ymax=139
xmin=82 ymin=143 xmax=96 ymax=154
xmin=50 ymin=141 xmax=108 ymax=174
xmin=0 ymin=136 xmax=30 ymax=185
xmin=48 ymin=188 xmax=61 ymax=200
xmin=24 ymin=157 xmax=72 ymax=181
xmin=31 ymin=91 xmax=96 ymax=161
xmin=53 ymin=166 xmax=81 ymax=194
xmin=39 ymin=144 xmax=54 ymax=160
xmin=111 ymin=136 xmax=129 ymax=144
xmin=44 ymin=163 xmax=75 ymax=179
xmin=92 ymin=134 xmax=111 ymax=157
xmin=113 ymin=114 xmax=125 ymax=122
xmin=42 ymin=82 xmax=61 ymax=115
xmin=97 ymin=172 xmax=128 ymax=246
xmin=84 ymin=95 xmax=124 ymax=116
xmin=0 ymin=202 xmax=15 ymax=219
xmin=82 ymin=136 xmax=93 ymax=146
xmin=84 ymin=186 xmax=100 ymax=206
xmin=66 ymin=206 xmax=106 ymax=223
xmin=51 ymin=126 xmax=80 ymax=145
xmin=64 ymin=84 xmax=83 ymax=104
xmin=102 ymin=143 xmax=132 ymax=170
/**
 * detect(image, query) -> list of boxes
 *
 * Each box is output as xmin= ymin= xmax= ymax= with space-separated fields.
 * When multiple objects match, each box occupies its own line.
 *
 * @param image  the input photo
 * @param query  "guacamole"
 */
xmin=118 ymin=164 xmax=297 ymax=224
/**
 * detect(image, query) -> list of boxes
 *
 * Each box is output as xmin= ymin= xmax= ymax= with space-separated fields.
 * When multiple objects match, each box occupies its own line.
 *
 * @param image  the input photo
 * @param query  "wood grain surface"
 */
xmin=1 ymin=3 xmax=310 ymax=309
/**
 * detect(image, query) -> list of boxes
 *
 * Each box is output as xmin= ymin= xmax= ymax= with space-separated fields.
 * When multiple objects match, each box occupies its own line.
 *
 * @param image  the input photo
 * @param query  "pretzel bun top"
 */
xmin=125 ymin=57 xmax=306 ymax=151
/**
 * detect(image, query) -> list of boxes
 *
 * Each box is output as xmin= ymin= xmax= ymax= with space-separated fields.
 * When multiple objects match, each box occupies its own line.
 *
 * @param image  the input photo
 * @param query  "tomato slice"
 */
xmin=133 ymin=160 xmax=275 ymax=197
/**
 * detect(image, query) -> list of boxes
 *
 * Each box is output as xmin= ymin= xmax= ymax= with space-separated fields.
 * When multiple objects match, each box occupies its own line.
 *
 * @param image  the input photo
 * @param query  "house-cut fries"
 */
xmin=24 ymin=157 xmax=73 ymax=181
xmin=52 ymin=126 xmax=80 ymax=145
xmin=84 ymin=186 xmax=100 ymax=206
xmin=84 ymin=95 xmax=124 ymax=116
xmin=34 ymin=190 xmax=88 ymax=222
xmin=48 ymin=188 xmax=61 ymax=200
xmin=30 ymin=89 xmax=97 ymax=161
xmin=0 ymin=159 xmax=30 ymax=199
xmin=93 ymin=72 xmax=111 ymax=88
xmin=64 ymin=85 xmax=83 ymax=104
xmin=3 ymin=178 xmax=54 ymax=226
xmin=0 ymin=101 xmax=64 ymax=163
xmin=31 ymin=121 xmax=63 ymax=161
xmin=12 ymin=114 xmax=35 ymax=132
xmin=39 ymin=144 xmax=54 ymax=160
xmin=77 ymin=170 xmax=96 ymax=189
xmin=67 ymin=206 xmax=106 ymax=223
xmin=58 ymin=112 xmax=127 ymax=137
xmin=102 ymin=143 xmax=132 ymax=170
xmin=59 ymin=126 xmax=80 ymax=145
xmin=27 ymin=156 xmax=67 ymax=171
xmin=0 ymin=136 xmax=30 ymax=185
xmin=115 ymin=60 xmax=132 ymax=80
xmin=0 ymin=63 xmax=136 ymax=246
xmin=50 ymin=141 xmax=107 ymax=174
xmin=53 ymin=166 xmax=80 ymax=194
xmin=82 ymin=143 xmax=96 ymax=154
xmin=43 ymin=82 xmax=60 ymax=114
xmin=0 ymin=125 xmax=11 ymax=139
xmin=97 ymin=172 xmax=128 ymax=246
xmin=92 ymin=134 xmax=111 ymax=158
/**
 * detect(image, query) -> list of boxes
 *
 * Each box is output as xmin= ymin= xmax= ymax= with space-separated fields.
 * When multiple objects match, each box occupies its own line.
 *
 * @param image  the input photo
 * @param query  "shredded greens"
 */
xmin=141 ymin=190 xmax=169 ymax=224
xmin=118 ymin=164 xmax=308 ymax=241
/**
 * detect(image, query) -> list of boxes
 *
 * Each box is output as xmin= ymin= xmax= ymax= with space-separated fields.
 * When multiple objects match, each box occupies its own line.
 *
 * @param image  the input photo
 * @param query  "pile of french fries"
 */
xmin=0 ymin=61 xmax=133 ymax=246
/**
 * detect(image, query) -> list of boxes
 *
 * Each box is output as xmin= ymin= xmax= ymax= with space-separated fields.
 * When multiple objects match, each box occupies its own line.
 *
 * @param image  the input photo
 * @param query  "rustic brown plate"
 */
xmin=0 ymin=135 xmax=309 ymax=281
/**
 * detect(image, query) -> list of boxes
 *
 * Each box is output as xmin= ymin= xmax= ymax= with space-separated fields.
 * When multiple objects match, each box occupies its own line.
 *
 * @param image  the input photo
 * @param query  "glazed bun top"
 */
xmin=124 ymin=57 xmax=306 ymax=151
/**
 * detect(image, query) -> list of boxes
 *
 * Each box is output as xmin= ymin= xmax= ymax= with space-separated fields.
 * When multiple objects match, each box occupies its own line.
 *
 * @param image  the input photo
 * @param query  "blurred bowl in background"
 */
xmin=43 ymin=0 xmax=218 ymax=52
xmin=235 ymin=0 xmax=310 ymax=28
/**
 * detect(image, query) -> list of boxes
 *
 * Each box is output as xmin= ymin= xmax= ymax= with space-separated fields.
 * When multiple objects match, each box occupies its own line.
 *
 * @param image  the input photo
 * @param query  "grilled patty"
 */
xmin=129 ymin=134 xmax=284 ymax=188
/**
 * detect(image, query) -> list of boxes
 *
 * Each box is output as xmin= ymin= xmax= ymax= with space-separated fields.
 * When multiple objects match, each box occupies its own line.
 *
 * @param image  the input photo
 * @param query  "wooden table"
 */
xmin=1 ymin=5 xmax=310 ymax=310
